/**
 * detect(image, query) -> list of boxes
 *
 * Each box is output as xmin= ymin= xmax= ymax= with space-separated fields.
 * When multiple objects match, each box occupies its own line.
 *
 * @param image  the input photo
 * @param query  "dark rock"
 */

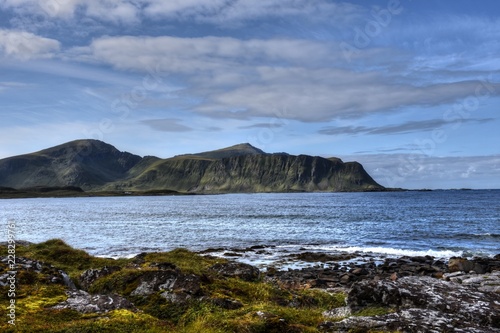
xmin=295 ymin=252 xmax=356 ymax=262
xmin=449 ymin=257 xmax=486 ymax=273
xmin=444 ymin=271 xmax=500 ymax=293
xmin=350 ymin=268 xmax=369 ymax=276
xmin=149 ymin=262 xmax=177 ymax=270
xmin=209 ymin=262 xmax=260 ymax=281
xmin=51 ymin=290 xmax=136 ymax=313
xmin=131 ymin=252 xmax=148 ymax=265
xmin=0 ymin=256 xmax=71 ymax=287
xmin=325 ymin=276 xmax=500 ymax=332
xmin=79 ymin=266 xmax=122 ymax=290
xmin=340 ymin=274 xmax=351 ymax=284
xmin=0 ymin=240 xmax=33 ymax=247
xmin=130 ymin=270 xmax=201 ymax=297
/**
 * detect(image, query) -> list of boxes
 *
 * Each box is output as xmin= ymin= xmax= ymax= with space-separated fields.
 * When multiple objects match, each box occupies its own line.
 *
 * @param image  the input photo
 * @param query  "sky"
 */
xmin=0 ymin=0 xmax=499 ymax=189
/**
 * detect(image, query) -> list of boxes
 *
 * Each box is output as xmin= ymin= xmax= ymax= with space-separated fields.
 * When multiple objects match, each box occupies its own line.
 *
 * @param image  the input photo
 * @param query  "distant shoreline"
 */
xmin=6 ymin=185 xmax=496 ymax=200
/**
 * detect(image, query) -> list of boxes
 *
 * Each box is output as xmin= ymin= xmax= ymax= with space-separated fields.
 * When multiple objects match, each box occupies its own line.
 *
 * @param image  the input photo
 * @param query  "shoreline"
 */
xmin=1 ymin=240 xmax=499 ymax=332
xmin=4 ymin=186 xmax=497 ymax=200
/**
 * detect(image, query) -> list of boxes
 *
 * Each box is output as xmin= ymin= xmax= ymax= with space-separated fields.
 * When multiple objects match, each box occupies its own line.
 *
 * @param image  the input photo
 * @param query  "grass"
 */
xmin=352 ymin=306 xmax=394 ymax=317
xmin=0 ymin=239 xmax=395 ymax=333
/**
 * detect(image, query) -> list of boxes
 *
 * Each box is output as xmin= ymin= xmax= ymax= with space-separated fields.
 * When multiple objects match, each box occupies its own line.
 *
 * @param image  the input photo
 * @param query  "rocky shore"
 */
xmin=1 ymin=240 xmax=499 ymax=332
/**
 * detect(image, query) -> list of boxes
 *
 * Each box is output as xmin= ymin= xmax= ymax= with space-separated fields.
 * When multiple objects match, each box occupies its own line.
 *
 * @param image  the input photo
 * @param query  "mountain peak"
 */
xmin=175 ymin=143 xmax=265 ymax=160
xmin=223 ymin=143 xmax=265 ymax=153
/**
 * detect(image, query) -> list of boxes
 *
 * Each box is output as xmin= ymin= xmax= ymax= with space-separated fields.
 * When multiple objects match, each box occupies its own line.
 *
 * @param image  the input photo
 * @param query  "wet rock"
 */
xmin=449 ymin=257 xmax=486 ymax=274
xmin=350 ymin=268 xmax=369 ymax=276
xmin=209 ymin=262 xmax=260 ymax=281
xmin=79 ymin=266 xmax=122 ymax=290
xmin=51 ymin=290 xmax=136 ymax=313
xmin=294 ymin=252 xmax=356 ymax=262
xmin=130 ymin=252 xmax=148 ymax=266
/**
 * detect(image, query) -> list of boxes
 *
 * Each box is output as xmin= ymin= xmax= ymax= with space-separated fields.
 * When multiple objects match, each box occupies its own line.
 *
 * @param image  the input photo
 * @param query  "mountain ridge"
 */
xmin=0 ymin=140 xmax=385 ymax=193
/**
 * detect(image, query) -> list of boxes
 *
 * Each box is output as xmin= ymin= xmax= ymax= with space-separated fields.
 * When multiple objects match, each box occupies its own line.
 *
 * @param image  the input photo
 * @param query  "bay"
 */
xmin=1 ymin=191 xmax=499 ymax=266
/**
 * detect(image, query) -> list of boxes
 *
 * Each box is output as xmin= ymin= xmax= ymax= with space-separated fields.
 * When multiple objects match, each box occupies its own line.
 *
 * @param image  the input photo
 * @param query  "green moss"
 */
xmin=88 ymin=269 xmax=143 ymax=295
xmin=296 ymin=289 xmax=346 ymax=310
xmin=144 ymin=248 xmax=226 ymax=275
xmin=0 ymin=242 xmax=356 ymax=333
xmin=11 ymin=239 xmax=129 ymax=278
xmin=353 ymin=306 xmax=394 ymax=317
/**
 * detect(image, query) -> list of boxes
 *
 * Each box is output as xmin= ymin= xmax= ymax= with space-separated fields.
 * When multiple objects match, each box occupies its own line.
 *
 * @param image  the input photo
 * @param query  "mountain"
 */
xmin=176 ymin=143 xmax=266 ymax=160
xmin=0 ymin=140 xmax=142 ymax=190
xmin=0 ymin=140 xmax=385 ymax=193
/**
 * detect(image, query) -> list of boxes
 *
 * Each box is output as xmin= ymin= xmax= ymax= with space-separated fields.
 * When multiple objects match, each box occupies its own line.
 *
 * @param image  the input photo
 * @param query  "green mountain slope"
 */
xmin=0 ymin=140 xmax=385 ymax=193
xmin=0 ymin=140 xmax=142 ymax=190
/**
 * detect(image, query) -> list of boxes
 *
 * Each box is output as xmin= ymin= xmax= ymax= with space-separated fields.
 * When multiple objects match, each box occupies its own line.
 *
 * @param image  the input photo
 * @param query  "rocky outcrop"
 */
xmin=209 ymin=262 xmax=261 ymax=282
xmin=448 ymin=256 xmax=500 ymax=274
xmin=0 ymin=256 xmax=74 ymax=288
xmin=79 ymin=266 xmax=122 ymax=290
xmin=444 ymin=270 xmax=500 ymax=293
xmin=321 ymin=275 xmax=500 ymax=332
xmin=267 ymin=254 xmax=450 ymax=289
xmin=266 ymin=254 xmax=500 ymax=290
xmin=130 ymin=269 xmax=202 ymax=303
xmin=51 ymin=290 xmax=136 ymax=313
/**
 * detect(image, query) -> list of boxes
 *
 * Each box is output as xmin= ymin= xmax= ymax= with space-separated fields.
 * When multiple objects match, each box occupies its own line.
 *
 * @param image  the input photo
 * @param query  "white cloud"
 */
xmin=0 ymin=29 xmax=60 ymax=59
xmin=344 ymin=153 xmax=500 ymax=189
xmin=143 ymin=0 xmax=361 ymax=25
xmin=0 ymin=0 xmax=140 ymax=23
xmin=70 ymin=35 xmax=500 ymax=122
xmin=0 ymin=0 xmax=360 ymax=25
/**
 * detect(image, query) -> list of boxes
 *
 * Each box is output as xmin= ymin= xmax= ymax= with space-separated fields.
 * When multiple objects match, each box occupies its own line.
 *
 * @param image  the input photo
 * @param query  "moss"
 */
xmin=11 ymin=239 xmax=129 ymax=278
xmin=205 ymin=277 xmax=284 ymax=304
xmin=0 ymin=242 xmax=357 ymax=333
xmin=353 ymin=306 xmax=394 ymax=317
xmin=88 ymin=269 xmax=143 ymax=295
xmin=296 ymin=289 xmax=346 ymax=310
xmin=144 ymin=248 xmax=226 ymax=275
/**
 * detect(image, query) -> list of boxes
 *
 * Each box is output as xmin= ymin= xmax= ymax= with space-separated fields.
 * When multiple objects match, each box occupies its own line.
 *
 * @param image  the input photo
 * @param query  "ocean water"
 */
xmin=1 ymin=191 xmax=499 ymax=266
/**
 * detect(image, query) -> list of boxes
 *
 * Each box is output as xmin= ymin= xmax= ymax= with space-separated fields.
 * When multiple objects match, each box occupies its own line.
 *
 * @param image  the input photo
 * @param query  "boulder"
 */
xmin=209 ymin=262 xmax=260 ymax=281
xmin=79 ymin=266 xmax=122 ymax=290
xmin=444 ymin=270 xmax=500 ymax=293
xmin=51 ymin=290 xmax=136 ymax=313
xmin=130 ymin=269 xmax=201 ymax=304
xmin=448 ymin=257 xmax=485 ymax=274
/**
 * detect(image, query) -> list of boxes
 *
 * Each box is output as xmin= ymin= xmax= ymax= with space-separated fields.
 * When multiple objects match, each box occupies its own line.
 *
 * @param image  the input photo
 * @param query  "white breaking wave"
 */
xmin=299 ymin=245 xmax=463 ymax=259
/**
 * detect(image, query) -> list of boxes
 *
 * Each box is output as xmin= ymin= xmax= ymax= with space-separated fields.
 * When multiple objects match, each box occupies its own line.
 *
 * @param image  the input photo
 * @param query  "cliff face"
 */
xmin=0 ymin=140 xmax=385 ymax=193
xmin=107 ymin=150 xmax=383 ymax=193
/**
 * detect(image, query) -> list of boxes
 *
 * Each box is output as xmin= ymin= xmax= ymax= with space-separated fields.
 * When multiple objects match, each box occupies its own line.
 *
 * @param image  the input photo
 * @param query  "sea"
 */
xmin=1 ymin=190 xmax=499 ymax=268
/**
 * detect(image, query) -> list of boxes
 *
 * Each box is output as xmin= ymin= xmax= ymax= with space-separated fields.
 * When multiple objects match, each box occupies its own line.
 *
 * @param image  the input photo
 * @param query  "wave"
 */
xmin=297 ymin=245 xmax=464 ymax=258
xmin=453 ymin=233 xmax=500 ymax=239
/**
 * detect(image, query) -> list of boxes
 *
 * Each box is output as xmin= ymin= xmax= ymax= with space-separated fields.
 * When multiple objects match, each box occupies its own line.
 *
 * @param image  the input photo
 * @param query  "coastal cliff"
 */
xmin=0 ymin=140 xmax=384 ymax=194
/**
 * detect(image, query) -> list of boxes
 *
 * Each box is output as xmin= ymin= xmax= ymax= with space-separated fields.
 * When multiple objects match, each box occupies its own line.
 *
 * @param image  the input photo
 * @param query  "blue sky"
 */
xmin=0 ymin=0 xmax=499 ymax=189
